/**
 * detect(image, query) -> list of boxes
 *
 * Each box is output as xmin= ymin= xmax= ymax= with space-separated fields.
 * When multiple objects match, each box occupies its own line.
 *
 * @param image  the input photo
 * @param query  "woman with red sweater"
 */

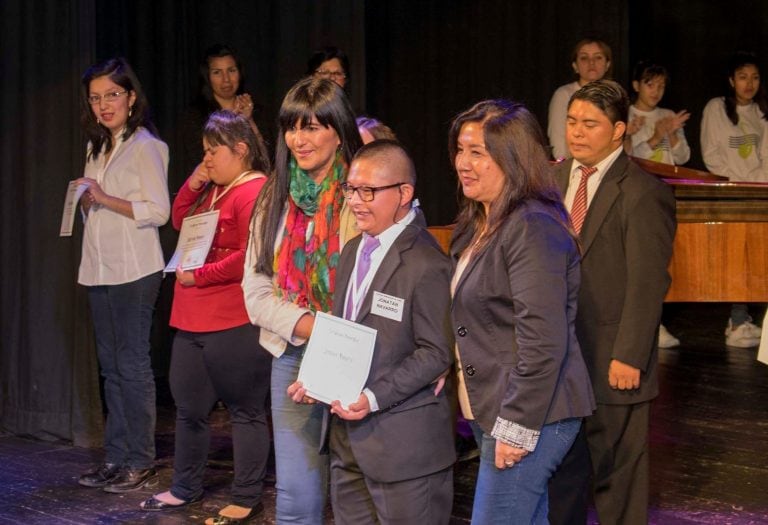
xmin=141 ymin=111 xmax=271 ymax=525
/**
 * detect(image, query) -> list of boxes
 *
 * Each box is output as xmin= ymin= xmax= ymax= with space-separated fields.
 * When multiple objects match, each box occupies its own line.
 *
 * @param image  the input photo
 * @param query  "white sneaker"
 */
xmin=725 ymin=320 xmax=761 ymax=348
xmin=658 ymin=324 xmax=680 ymax=348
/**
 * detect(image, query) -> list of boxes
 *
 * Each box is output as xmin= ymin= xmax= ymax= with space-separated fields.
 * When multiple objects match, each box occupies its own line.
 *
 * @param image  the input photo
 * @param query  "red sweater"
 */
xmin=170 ymin=175 xmax=266 ymax=332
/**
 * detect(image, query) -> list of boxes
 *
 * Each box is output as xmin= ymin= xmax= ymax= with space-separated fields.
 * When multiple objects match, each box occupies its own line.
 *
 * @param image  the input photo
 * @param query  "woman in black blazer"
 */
xmin=449 ymin=99 xmax=595 ymax=524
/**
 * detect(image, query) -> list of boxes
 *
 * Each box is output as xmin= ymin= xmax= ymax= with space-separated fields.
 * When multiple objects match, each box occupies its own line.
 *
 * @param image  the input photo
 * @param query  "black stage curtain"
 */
xmin=0 ymin=0 xmax=366 ymax=444
xmin=0 ymin=0 xmax=103 ymax=446
xmin=627 ymin=0 xmax=768 ymax=170
xmin=365 ymin=0 xmax=629 ymax=225
xmin=1 ymin=0 xmax=766 ymax=444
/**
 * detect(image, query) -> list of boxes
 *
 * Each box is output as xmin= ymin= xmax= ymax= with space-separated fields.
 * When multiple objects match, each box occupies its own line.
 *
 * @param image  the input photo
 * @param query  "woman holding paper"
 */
xmin=449 ymin=99 xmax=595 ymax=523
xmin=140 ymin=111 xmax=271 ymax=524
xmin=242 ymin=76 xmax=362 ymax=524
xmin=75 ymin=57 xmax=169 ymax=493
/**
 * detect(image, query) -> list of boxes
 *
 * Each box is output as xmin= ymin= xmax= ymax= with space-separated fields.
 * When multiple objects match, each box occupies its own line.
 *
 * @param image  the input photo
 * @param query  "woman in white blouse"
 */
xmin=74 ymin=58 xmax=170 ymax=493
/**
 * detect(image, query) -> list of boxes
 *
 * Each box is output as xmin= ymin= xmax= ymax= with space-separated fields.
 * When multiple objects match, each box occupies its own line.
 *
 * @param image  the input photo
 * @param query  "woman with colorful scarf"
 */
xmin=243 ymin=77 xmax=362 ymax=525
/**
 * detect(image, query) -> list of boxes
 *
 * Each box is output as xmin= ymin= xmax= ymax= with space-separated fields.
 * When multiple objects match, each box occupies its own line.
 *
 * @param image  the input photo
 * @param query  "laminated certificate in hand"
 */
xmin=298 ymin=311 xmax=377 ymax=408
xmin=164 ymin=210 xmax=220 ymax=272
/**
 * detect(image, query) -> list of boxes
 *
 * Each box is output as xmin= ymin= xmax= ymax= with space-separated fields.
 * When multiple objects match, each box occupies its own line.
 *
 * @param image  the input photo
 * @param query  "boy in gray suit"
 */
xmin=290 ymin=140 xmax=455 ymax=525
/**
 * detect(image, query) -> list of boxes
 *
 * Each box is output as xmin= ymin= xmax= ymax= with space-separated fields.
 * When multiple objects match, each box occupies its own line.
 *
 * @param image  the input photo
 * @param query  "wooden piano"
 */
xmin=427 ymin=157 xmax=768 ymax=302
xmin=632 ymin=157 xmax=768 ymax=302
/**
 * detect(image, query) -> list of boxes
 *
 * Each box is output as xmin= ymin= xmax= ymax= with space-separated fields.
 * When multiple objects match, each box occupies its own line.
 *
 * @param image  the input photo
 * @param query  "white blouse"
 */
xmin=78 ymin=127 xmax=170 ymax=286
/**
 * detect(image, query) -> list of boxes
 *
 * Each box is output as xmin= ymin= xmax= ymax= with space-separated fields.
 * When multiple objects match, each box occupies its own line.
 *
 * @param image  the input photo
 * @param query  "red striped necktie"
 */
xmin=570 ymin=165 xmax=598 ymax=235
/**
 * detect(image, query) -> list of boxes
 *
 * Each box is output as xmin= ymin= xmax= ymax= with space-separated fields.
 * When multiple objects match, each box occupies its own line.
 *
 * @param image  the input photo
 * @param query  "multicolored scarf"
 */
xmin=273 ymin=152 xmax=346 ymax=313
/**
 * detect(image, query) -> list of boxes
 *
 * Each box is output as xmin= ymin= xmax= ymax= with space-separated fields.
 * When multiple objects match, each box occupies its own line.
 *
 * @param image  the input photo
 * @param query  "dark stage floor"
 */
xmin=1 ymin=303 xmax=767 ymax=524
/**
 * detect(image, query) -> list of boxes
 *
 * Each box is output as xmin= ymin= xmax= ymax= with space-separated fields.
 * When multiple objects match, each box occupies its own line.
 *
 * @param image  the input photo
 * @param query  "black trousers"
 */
xmin=548 ymin=402 xmax=650 ymax=525
xmin=169 ymin=323 xmax=271 ymax=507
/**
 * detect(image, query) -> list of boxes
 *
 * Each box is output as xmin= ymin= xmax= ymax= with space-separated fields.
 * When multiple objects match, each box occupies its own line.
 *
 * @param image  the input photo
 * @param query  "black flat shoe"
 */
xmin=204 ymin=502 xmax=264 ymax=524
xmin=78 ymin=463 xmax=123 ymax=488
xmin=103 ymin=467 xmax=158 ymax=493
xmin=140 ymin=493 xmax=203 ymax=511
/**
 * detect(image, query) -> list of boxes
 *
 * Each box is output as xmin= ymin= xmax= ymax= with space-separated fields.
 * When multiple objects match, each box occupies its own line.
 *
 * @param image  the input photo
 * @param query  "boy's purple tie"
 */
xmin=345 ymin=235 xmax=380 ymax=319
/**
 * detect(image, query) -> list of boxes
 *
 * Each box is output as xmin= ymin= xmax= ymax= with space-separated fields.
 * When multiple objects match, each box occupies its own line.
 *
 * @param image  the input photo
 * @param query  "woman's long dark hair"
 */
xmin=251 ymin=77 xmax=362 ymax=275
xmin=723 ymin=51 xmax=768 ymax=125
xmin=80 ymin=57 xmax=157 ymax=160
xmin=448 ymin=99 xmax=571 ymax=255
xmin=194 ymin=43 xmax=247 ymax=114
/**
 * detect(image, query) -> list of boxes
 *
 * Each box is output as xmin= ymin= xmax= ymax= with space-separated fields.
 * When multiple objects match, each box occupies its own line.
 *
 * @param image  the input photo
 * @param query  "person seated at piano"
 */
xmin=625 ymin=61 xmax=691 ymax=349
xmin=701 ymin=51 xmax=768 ymax=348
xmin=547 ymin=37 xmax=612 ymax=160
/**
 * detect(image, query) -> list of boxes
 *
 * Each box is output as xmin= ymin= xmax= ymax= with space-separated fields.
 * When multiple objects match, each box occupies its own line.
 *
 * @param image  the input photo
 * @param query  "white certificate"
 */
xmin=298 ymin=311 xmax=377 ymax=408
xmin=759 ymin=309 xmax=768 ymax=366
xmin=164 ymin=210 xmax=220 ymax=272
xmin=59 ymin=180 xmax=90 ymax=237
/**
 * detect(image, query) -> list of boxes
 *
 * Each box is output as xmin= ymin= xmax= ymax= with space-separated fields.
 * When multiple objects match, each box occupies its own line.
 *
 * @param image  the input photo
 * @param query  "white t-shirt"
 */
xmin=628 ymin=106 xmax=691 ymax=165
xmin=701 ymin=97 xmax=768 ymax=182
xmin=547 ymin=81 xmax=581 ymax=160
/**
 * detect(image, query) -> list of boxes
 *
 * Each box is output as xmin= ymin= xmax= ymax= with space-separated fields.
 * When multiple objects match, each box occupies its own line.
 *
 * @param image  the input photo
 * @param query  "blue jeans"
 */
xmin=470 ymin=418 xmax=582 ymax=525
xmin=271 ymin=344 xmax=328 ymax=524
xmin=87 ymin=272 xmax=161 ymax=469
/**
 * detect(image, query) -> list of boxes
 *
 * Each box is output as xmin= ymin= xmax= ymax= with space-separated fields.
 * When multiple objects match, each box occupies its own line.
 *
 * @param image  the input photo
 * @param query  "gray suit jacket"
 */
xmin=328 ymin=220 xmax=456 ymax=483
xmin=555 ymin=152 xmax=677 ymax=404
xmin=450 ymin=200 xmax=595 ymax=437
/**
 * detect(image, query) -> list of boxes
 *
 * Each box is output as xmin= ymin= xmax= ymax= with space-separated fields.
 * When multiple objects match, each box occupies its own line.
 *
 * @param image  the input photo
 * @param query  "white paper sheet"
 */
xmin=59 ymin=181 xmax=90 ymax=237
xmin=758 ymin=309 xmax=768 ymax=366
xmin=164 ymin=210 xmax=220 ymax=272
xmin=298 ymin=312 xmax=377 ymax=408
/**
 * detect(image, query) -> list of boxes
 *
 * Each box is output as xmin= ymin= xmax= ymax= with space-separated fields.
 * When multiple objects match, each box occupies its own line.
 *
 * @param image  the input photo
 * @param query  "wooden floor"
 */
xmin=1 ymin=303 xmax=767 ymax=524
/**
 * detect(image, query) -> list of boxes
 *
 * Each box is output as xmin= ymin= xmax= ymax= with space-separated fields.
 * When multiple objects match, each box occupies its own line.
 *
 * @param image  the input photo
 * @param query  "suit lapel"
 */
xmin=554 ymin=160 xmax=571 ymax=197
xmin=451 ymin=242 xmax=485 ymax=302
xmin=579 ymin=154 xmax=628 ymax=256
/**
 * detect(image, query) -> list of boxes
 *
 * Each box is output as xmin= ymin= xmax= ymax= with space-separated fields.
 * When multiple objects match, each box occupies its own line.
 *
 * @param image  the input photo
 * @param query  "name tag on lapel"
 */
xmin=371 ymin=291 xmax=404 ymax=322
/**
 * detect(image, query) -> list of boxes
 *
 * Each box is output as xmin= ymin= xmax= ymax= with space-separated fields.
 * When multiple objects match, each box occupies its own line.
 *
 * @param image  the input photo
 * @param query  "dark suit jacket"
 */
xmin=555 ymin=152 xmax=676 ymax=404
xmin=450 ymin=200 xmax=595 ymax=436
xmin=329 ymin=221 xmax=456 ymax=483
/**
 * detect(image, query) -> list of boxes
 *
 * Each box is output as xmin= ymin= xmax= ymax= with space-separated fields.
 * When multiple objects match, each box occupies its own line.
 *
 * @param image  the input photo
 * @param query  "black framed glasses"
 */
xmin=87 ymin=91 xmax=129 ymax=105
xmin=341 ymin=182 xmax=405 ymax=202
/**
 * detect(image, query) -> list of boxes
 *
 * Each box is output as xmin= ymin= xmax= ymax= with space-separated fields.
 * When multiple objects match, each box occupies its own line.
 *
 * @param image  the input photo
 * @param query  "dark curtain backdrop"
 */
xmin=1 ymin=0 xmax=102 ymax=446
xmin=1 ymin=0 xmax=765 ymax=445
xmin=365 ymin=0 xmax=629 ymax=225
xmin=627 ymin=0 xmax=768 ymax=170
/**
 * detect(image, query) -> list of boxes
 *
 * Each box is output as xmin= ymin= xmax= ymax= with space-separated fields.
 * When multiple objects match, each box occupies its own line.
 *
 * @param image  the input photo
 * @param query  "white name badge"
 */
xmin=371 ymin=291 xmax=405 ymax=322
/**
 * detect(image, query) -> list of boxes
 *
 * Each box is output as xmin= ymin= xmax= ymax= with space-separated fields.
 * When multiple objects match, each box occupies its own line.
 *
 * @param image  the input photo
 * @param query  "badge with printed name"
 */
xmin=371 ymin=291 xmax=405 ymax=322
